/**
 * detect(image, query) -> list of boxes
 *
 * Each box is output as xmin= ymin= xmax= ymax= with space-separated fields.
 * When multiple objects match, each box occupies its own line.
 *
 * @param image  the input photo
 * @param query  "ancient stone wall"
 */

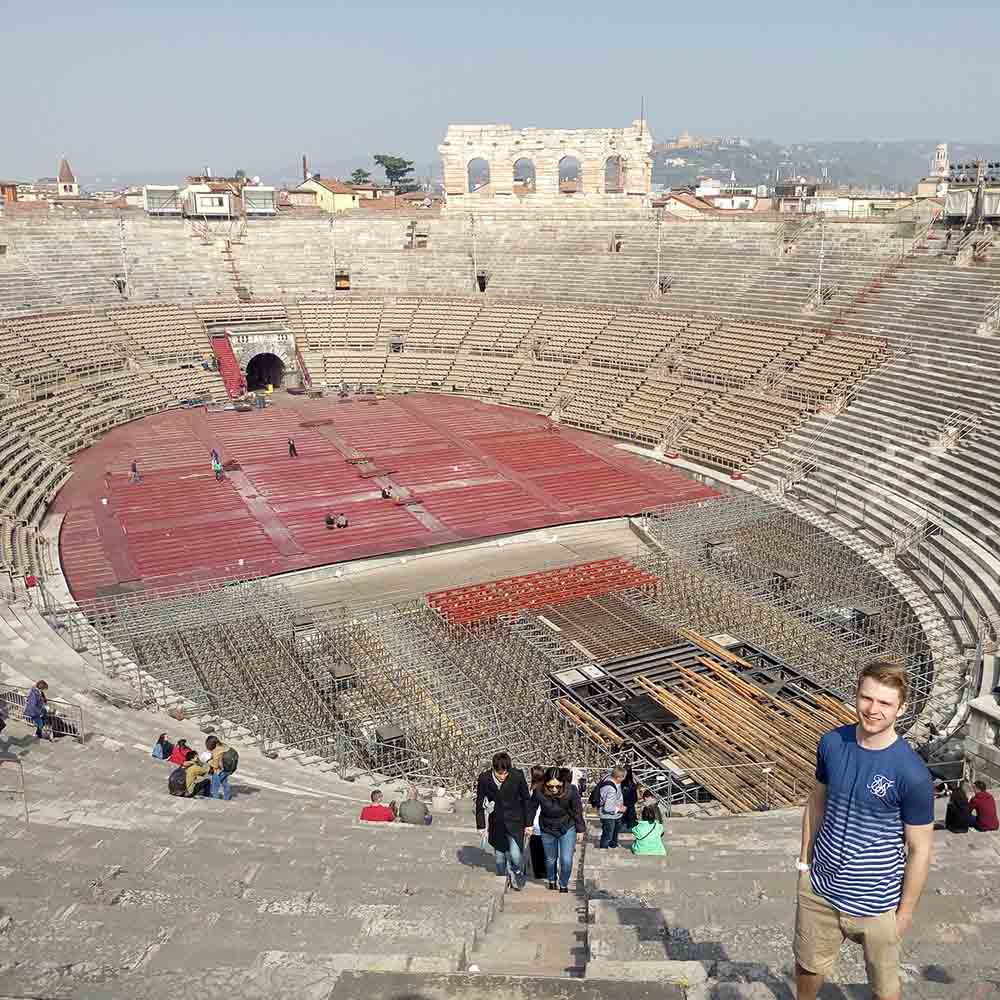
xmin=438 ymin=121 xmax=654 ymax=208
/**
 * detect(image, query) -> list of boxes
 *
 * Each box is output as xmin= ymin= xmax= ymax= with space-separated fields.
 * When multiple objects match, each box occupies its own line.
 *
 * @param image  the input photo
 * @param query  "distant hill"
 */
xmin=653 ymin=139 xmax=1000 ymax=192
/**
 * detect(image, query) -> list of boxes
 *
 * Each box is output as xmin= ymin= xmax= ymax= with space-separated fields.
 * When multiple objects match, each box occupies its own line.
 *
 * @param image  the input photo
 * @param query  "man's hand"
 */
xmin=524 ymin=826 xmax=534 ymax=838
xmin=895 ymin=908 xmax=913 ymax=939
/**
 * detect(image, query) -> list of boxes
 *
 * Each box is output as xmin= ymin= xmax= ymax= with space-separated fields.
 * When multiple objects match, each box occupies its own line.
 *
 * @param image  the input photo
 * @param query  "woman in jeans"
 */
xmin=531 ymin=766 xmax=586 ymax=893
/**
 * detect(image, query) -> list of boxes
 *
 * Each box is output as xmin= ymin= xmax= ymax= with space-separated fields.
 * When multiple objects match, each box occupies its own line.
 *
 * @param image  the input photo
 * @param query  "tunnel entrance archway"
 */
xmin=246 ymin=352 xmax=285 ymax=390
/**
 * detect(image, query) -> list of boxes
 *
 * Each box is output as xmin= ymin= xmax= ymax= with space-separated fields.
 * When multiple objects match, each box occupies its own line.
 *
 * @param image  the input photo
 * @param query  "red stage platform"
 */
xmin=52 ymin=393 xmax=718 ymax=603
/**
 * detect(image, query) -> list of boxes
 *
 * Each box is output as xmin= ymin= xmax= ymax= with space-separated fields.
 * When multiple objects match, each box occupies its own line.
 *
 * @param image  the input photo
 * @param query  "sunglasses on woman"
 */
xmin=545 ymin=782 xmax=563 ymax=790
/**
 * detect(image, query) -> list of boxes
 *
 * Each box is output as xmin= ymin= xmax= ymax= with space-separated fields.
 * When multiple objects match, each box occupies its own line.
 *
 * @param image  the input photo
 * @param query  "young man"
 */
xmin=598 ymin=766 xmax=628 ymax=848
xmin=475 ymin=751 xmax=532 ymax=890
xmin=795 ymin=662 xmax=934 ymax=1000
xmin=359 ymin=789 xmax=395 ymax=822
xmin=969 ymin=780 xmax=999 ymax=832
xmin=205 ymin=735 xmax=232 ymax=801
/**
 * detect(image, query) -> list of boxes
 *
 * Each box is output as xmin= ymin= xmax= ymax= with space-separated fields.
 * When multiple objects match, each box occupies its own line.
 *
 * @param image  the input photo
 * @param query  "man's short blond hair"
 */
xmin=857 ymin=661 xmax=909 ymax=707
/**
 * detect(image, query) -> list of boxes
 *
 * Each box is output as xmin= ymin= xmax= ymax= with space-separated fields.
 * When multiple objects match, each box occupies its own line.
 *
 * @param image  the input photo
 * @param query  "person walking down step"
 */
xmin=475 ymin=751 xmax=532 ymax=891
xmin=531 ymin=767 xmax=585 ymax=892
xmin=25 ymin=680 xmax=51 ymax=741
xmin=288 ymin=438 xmax=298 ymax=458
xmin=211 ymin=456 xmax=224 ymax=482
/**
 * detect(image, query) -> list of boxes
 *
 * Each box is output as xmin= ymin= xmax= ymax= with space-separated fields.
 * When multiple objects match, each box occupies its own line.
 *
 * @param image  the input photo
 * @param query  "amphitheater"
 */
xmin=1 ymin=194 xmax=999 ymax=999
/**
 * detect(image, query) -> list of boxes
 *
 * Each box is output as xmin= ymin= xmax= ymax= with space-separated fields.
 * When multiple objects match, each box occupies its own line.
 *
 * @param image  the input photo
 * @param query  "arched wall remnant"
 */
xmin=512 ymin=158 xmax=536 ymax=194
xmin=438 ymin=121 xmax=654 ymax=207
xmin=467 ymin=158 xmax=491 ymax=193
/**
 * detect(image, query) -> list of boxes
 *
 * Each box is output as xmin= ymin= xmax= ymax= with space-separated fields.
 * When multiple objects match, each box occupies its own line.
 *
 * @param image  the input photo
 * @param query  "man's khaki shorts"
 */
xmin=794 ymin=871 xmax=900 ymax=997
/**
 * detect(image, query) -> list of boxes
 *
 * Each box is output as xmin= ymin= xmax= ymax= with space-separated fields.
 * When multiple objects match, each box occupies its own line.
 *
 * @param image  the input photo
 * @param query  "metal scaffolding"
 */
xmin=632 ymin=493 xmax=968 ymax=739
xmin=50 ymin=492 xmax=970 ymax=801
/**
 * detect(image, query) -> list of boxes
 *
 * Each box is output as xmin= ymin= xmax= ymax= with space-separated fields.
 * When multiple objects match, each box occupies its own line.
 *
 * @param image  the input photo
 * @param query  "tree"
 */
xmin=350 ymin=168 xmax=372 ymax=185
xmin=374 ymin=154 xmax=419 ymax=193
xmin=234 ymin=169 xmax=246 ymax=181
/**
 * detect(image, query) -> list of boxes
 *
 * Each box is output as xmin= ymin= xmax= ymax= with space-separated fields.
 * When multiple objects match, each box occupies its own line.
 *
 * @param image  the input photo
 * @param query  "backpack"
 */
xmin=221 ymin=747 xmax=239 ymax=774
xmin=168 ymin=766 xmax=188 ymax=797
xmin=589 ymin=778 xmax=611 ymax=808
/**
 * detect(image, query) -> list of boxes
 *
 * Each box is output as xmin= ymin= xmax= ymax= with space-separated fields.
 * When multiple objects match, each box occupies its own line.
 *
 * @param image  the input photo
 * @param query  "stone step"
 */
xmin=329 ymin=970 xmax=684 ymax=1000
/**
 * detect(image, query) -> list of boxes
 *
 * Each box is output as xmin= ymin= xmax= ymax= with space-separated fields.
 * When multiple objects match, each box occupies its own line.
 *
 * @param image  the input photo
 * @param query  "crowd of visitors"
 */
xmin=473 ymin=752 xmax=668 ymax=892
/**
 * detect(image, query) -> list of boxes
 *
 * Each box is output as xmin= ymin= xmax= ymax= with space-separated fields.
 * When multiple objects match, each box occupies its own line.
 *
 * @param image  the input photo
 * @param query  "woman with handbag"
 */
xmin=531 ymin=767 xmax=585 ymax=893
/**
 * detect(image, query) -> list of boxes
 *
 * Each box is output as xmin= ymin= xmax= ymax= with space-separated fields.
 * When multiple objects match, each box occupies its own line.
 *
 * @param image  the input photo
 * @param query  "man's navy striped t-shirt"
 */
xmin=811 ymin=724 xmax=934 ymax=917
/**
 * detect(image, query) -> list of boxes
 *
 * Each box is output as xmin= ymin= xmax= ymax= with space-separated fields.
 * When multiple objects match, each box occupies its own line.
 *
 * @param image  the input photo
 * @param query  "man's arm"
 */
xmin=895 ymin=822 xmax=933 ymax=937
xmin=800 ymin=781 xmax=828 ymax=864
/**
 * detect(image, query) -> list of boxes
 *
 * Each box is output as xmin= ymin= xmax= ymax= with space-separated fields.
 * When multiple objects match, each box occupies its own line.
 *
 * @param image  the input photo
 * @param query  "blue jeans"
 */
xmin=493 ymin=834 xmax=524 ymax=879
xmin=600 ymin=816 xmax=621 ymax=848
xmin=541 ymin=827 xmax=577 ymax=889
xmin=28 ymin=714 xmax=47 ymax=738
xmin=210 ymin=771 xmax=231 ymax=801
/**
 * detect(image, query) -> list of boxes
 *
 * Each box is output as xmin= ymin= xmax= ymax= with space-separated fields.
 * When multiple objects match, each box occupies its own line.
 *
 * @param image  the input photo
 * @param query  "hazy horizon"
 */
xmin=6 ymin=0 xmax=999 ymax=186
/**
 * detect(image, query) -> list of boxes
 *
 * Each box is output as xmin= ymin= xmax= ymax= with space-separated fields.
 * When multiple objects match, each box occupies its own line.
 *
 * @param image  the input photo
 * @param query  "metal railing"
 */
xmin=0 ymin=684 xmax=85 ymax=744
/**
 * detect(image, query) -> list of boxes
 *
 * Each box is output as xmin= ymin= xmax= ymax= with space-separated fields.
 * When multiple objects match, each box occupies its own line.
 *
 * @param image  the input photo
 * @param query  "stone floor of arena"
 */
xmin=1 ymin=593 xmax=999 ymax=999
xmin=51 ymin=391 xmax=715 ymax=603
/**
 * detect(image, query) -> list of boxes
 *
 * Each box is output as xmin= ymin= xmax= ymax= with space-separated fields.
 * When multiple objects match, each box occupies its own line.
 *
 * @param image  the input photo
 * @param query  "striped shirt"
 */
xmin=811 ymin=725 xmax=933 ymax=917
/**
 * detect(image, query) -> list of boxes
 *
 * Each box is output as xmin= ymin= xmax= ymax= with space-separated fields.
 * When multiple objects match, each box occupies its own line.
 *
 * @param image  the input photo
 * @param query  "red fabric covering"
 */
xmin=168 ymin=745 xmax=191 ymax=765
xmin=360 ymin=804 xmax=396 ymax=823
xmin=970 ymin=791 xmax=999 ymax=831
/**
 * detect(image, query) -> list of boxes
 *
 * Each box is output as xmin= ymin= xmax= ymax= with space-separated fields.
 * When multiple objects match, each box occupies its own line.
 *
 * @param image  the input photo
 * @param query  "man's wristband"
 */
xmin=796 ymin=860 xmax=811 ymax=872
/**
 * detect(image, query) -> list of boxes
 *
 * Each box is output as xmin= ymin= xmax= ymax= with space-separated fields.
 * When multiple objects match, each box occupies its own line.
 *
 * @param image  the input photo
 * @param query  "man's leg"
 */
xmin=219 ymin=772 xmax=231 ymax=801
xmin=846 ymin=910 xmax=902 ymax=1000
xmin=557 ymin=827 xmax=576 ymax=889
xmin=608 ymin=817 xmax=621 ymax=848
xmin=599 ymin=818 xmax=614 ymax=848
xmin=506 ymin=835 xmax=525 ymax=883
xmin=493 ymin=848 xmax=508 ymax=877
xmin=793 ymin=875 xmax=843 ymax=1000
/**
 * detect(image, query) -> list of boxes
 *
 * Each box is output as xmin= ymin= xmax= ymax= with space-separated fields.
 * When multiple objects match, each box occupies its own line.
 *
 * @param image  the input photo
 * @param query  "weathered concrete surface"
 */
xmin=330 ymin=971 xmax=684 ymax=1000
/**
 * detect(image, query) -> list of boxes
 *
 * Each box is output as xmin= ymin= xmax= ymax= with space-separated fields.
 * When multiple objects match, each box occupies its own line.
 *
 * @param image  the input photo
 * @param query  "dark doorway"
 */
xmin=246 ymin=353 xmax=285 ymax=390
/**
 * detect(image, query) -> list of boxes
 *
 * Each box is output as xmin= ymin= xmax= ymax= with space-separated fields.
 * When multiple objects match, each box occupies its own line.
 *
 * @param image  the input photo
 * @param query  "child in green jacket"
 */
xmin=630 ymin=804 xmax=667 ymax=855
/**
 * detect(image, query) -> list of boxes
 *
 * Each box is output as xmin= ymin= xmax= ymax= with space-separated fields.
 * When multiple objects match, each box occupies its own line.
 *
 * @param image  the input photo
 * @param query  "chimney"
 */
xmin=302 ymin=154 xmax=308 ymax=182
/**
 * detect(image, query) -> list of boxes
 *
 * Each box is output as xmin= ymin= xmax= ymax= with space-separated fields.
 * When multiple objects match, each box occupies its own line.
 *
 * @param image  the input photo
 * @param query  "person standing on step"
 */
xmin=475 ymin=751 xmax=532 ymax=891
xmin=288 ymin=437 xmax=298 ymax=458
xmin=794 ymin=662 xmax=934 ymax=1000
xmin=24 ymin=680 xmax=51 ymax=741
xmin=532 ymin=767 xmax=585 ymax=892
xmin=211 ymin=456 xmax=224 ymax=482
xmin=597 ymin=766 xmax=628 ymax=848
xmin=204 ymin=735 xmax=232 ymax=801
xmin=129 ymin=459 xmax=142 ymax=484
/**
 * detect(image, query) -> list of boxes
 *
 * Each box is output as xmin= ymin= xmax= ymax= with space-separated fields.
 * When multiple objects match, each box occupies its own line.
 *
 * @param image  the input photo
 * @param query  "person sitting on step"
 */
xmin=335 ymin=513 xmax=349 ymax=528
xmin=359 ymin=789 xmax=396 ymax=823
xmin=630 ymin=804 xmax=667 ymax=856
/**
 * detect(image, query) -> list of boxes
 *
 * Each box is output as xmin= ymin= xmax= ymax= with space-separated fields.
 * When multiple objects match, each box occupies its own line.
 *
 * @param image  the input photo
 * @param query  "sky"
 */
xmin=4 ymin=0 xmax=999 ymax=186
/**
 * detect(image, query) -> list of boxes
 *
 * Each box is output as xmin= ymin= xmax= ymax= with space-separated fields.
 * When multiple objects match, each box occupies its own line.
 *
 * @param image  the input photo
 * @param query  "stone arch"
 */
xmin=604 ymin=155 xmax=626 ymax=194
xmin=467 ymin=158 xmax=491 ymax=194
xmin=559 ymin=154 xmax=583 ymax=194
xmin=512 ymin=158 xmax=536 ymax=195
xmin=245 ymin=352 xmax=285 ymax=390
